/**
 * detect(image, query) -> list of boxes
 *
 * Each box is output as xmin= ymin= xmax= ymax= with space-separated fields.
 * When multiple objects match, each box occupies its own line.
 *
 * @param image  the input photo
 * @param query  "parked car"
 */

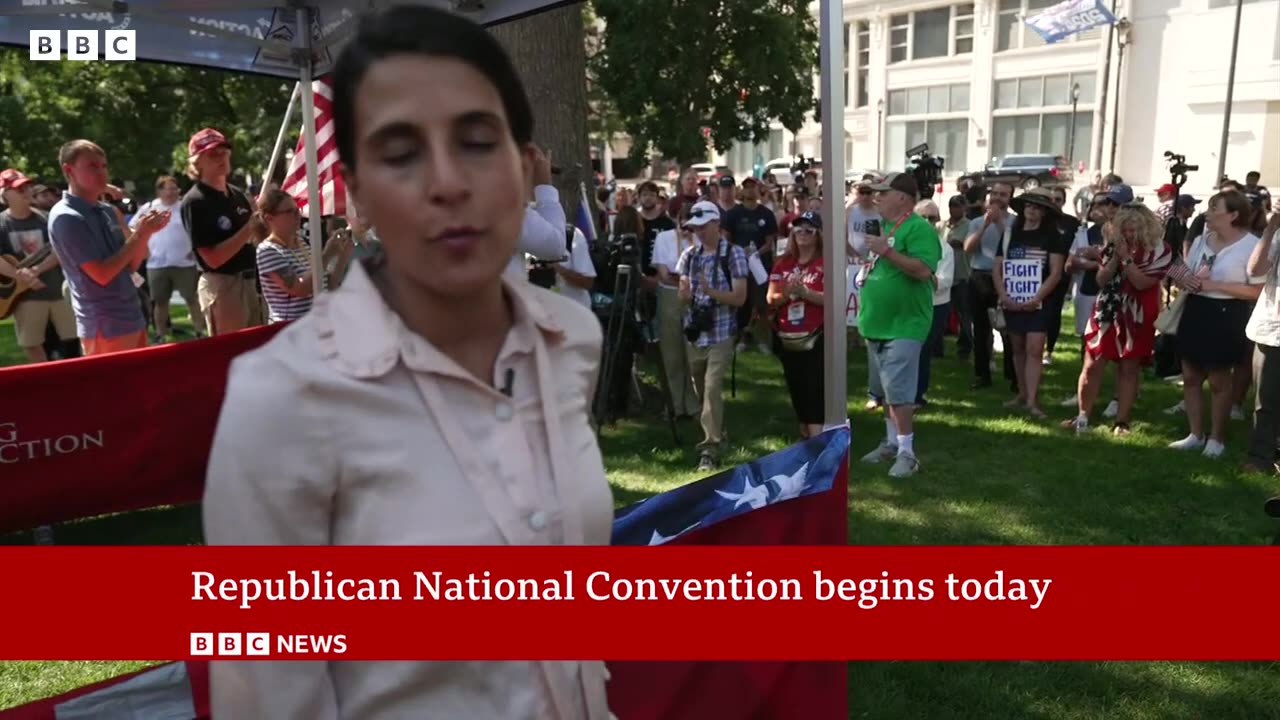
xmin=689 ymin=163 xmax=733 ymax=181
xmin=961 ymin=154 xmax=1074 ymax=190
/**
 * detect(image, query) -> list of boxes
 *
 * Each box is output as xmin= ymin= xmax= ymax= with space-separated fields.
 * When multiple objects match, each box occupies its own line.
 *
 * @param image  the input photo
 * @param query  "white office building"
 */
xmin=718 ymin=0 xmax=1280 ymax=194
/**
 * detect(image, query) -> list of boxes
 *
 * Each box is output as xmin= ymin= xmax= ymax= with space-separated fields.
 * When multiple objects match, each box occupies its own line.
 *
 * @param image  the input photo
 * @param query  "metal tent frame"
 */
xmin=0 ymin=0 xmax=847 ymax=429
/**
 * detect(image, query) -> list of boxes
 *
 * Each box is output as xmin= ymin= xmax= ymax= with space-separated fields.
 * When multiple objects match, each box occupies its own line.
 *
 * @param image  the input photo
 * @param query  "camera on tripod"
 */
xmin=1164 ymin=151 xmax=1198 ymax=190
xmin=791 ymin=156 xmax=816 ymax=189
xmin=610 ymin=232 xmax=641 ymax=267
xmin=906 ymin=143 xmax=944 ymax=199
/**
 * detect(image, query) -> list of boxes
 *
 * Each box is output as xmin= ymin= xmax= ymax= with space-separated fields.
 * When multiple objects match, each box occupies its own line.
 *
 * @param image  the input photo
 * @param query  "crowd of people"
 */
xmin=580 ymin=160 xmax=1278 ymax=484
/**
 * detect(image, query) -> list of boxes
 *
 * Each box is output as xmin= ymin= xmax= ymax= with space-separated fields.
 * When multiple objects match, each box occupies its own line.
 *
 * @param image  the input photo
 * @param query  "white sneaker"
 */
xmin=1203 ymin=440 xmax=1226 ymax=458
xmin=1231 ymin=405 xmax=1245 ymax=421
xmin=1060 ymin=394 xmax=1079 ymax=407
xmin=1042 ymin=353 xmax=1053 ymax=366
xmin=1164 ymin=399 xmax=1185 ymax=415
xmin=888 ymin=451 xmax=919 ymax=478
xmin=1169 ymin=434 xmax=1206 ymax=451
xmin=1074 ymin=416 xmax=1089 ymax=436
xmin=1103 ymin=400 xmax=1119 ymax=418
xmin=861 ymin=441 xmax=898 ymax=464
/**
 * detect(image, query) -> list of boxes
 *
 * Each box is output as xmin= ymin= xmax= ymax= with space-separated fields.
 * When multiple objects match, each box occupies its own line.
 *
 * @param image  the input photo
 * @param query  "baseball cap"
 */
xmin=1156 ymin=183 xmax=1177 ymax=196
xmin=794 ymin=210 xmax=822 ymax=229
xmin=188 ymin=128 xmax=231 ymax=157
xmin=717 ymin=175 xmax=736 ymax=187
xmin=740 ymin=176 xmax=759 ymax=186
xmin=0 ymin=169 xmax=32 ymax=192
xmin=1104 ymin=183 xmax=1135 ymax=204
xmin=1176 ymin=194 xmax=1201 ymax=208
xmin=868 ymin=171 xmax=919 ymax=198
xmin=683 ymin=201 xmax=721 ymax=228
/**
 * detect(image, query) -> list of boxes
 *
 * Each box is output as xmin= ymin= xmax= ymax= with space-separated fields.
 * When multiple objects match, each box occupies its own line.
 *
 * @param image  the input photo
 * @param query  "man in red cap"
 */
xmin=0 ymin=168 xmax=79 ymax=363
xmin=1154 ymin=183 xmax=1177 ymax=222
xmin=180 ymin=127 xmax=262 ymax=335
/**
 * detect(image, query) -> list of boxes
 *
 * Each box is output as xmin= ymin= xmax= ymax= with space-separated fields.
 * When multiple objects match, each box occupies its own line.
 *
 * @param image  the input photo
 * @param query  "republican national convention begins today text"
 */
xmin=191 ymin=569 xmax=1053 ymax=610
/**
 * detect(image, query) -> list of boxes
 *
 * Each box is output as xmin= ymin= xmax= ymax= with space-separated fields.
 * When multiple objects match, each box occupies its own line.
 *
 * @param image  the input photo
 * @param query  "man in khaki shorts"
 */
xmin=180 ymin=128 xmax=262 ymax=335
xmin=0 ymin=168 xmax=78 ymax=363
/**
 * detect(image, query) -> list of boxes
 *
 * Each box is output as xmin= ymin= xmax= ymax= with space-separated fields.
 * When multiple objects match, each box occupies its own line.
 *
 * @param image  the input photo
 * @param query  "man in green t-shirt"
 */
xmin=857 ymin=172 xmax=941 ymax=478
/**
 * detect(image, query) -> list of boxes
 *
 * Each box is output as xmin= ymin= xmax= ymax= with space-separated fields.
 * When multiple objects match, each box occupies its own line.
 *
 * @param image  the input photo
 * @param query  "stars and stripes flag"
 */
xmin=280 ymin=76 xmax=347 ymax=217
xmin=0 ymin=428 xmax=849 ymax=720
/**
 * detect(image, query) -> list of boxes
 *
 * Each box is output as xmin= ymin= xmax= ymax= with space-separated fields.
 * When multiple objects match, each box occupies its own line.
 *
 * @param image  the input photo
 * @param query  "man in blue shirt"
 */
xmin=48 ymin=139 xmax=170 ymax=356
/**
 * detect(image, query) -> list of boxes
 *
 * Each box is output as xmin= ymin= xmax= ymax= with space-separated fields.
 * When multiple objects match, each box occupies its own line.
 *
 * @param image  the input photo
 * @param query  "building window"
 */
xmin=888 ymin=83 xmax=970 ymax=116
xmin=991 ymin=71 xmax=1098 ymax=166
xmin=913 ymin=8 xmax=950 ymax=59
xmin=994 ymin=72 xmax=1097 ymax=110
xmin=992 ymin=112 xmax=1093 ymax=166
xmin=856 ymin=21 xmax=870 ymax=108
xmin=953 ymin=4 xmax=974 ymax=54
xmin=997 ymin=0 xmax=1101 ymax=52
xmin=886 ymin=119 xmax=968 ymax=172
xmin=889 ymin=4 xmax=976 ymax=64
xmin=889 ymin=14 xmax=909 ymax=63
xmin=885 ymin=82 xmax=971 ymax=170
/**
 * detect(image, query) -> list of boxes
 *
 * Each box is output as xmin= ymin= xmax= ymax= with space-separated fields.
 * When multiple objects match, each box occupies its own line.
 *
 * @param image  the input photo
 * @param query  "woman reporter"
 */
xmin=1065 ymin=203 xmax=1171 ymax=435
xmin=767 ymin=211 xmax=825 ymax=438
xmin=202 ymin=7 xmax=614 ymax=719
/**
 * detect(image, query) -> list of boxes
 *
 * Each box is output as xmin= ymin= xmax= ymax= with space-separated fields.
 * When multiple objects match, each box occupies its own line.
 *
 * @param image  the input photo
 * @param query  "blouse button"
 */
xmin=528 ymin=511 xmax=548 ymax=531
xmin=496 ymin=401 xmax=514 ymax=421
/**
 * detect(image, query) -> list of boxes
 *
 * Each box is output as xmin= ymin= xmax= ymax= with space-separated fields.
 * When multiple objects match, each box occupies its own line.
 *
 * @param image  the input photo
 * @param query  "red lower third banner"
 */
xmin=0 ymin=545 xmax=1275 ymax=661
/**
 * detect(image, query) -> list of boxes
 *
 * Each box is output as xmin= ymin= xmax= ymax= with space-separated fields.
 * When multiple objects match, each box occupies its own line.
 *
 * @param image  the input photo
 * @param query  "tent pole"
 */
xmin=819 ymin=0 xmax=847 ymax=430
xmin=264 ymin=82 xmax=302 ymax=188
xmin=296 ymin=7 xmax=327 ymax=292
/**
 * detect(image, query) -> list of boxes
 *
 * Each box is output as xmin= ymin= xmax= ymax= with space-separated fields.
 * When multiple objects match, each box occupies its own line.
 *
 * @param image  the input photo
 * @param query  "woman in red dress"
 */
xmin=1066 ymin=203 xmax=1171 ymax=435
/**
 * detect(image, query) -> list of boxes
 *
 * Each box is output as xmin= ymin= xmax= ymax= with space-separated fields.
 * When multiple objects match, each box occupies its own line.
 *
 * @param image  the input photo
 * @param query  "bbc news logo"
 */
xmin=190 ymin=632 xmax=349 ymax=656
xmin=29 ymin=30 xmax=136 ymax=61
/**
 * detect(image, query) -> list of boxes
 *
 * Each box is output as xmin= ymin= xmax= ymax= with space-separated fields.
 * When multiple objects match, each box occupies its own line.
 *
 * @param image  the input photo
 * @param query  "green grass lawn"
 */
xmin=2 ymin=310 xmax=1278 ymax=718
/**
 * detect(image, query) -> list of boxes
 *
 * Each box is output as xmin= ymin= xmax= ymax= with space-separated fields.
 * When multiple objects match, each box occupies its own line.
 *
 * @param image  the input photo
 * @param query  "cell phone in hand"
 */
xmin=864 ymin=219 xmax=881 ymax=237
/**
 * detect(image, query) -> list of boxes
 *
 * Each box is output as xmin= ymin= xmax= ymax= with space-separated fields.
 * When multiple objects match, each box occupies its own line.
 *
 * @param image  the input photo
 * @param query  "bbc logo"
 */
xmin=190 ymin=632 xmax=271 ymax=657
xmin=29 ymin=30 xmax=136 ymax=61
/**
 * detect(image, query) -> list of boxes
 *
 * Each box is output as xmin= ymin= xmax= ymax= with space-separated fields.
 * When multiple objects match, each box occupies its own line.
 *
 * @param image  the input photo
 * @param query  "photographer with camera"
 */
xmin=675 ymin=201 xmax=749 ymax=472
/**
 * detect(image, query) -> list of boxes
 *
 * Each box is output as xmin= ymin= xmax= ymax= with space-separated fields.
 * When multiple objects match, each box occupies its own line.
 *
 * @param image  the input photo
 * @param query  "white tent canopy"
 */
xmin=0 ymin=0 xmax=847 ymax=429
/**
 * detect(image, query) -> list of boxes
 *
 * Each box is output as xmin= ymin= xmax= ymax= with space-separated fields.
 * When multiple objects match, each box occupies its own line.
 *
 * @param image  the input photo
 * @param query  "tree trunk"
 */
xmin=490 ymin=3 xmax=592 ymax=220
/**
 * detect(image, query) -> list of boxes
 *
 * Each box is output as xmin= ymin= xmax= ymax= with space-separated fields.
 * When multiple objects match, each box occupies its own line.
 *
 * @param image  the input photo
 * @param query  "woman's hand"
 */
xmin=1113 ymin=238 xmax=1131 ymax=262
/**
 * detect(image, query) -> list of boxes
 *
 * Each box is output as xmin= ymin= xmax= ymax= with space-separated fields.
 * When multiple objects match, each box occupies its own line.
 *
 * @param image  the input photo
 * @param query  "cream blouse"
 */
xmin=202 ymin=258 xmax=615 ymax=719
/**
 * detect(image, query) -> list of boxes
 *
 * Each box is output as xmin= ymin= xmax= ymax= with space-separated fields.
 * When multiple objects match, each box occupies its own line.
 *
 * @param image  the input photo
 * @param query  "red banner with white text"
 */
xmin=0 ymin=545 xmax=1276 ymax=660
xmin=0 ymin=324 xmax=285 ymax=533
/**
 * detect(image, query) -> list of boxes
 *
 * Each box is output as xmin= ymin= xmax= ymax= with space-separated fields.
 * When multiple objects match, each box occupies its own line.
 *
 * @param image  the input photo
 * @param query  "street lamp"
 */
xmin=1067 ymin=82 xmax=1081 ymax=167
xmin=876 ymin=98 xmax=884 ymax=169
xmin=1108 ymin=18 xmax=1132 ymax=171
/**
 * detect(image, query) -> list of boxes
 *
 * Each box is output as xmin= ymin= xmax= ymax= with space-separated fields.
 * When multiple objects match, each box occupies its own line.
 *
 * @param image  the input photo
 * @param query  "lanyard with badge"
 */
xmin=784 ymin=259 xmax=819 ymax=325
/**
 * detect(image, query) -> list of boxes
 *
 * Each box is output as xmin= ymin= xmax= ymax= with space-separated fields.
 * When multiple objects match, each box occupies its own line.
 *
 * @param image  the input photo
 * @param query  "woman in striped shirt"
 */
xmin=252 ymin=189 xmax=353 ymax=322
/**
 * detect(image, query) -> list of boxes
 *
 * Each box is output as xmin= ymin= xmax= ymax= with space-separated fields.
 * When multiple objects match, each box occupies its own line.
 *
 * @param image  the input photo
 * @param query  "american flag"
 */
xmin=0 ymin=426 xmax=849 ymax=720
xmin=280 ymin=76 xmax=347 ymax=217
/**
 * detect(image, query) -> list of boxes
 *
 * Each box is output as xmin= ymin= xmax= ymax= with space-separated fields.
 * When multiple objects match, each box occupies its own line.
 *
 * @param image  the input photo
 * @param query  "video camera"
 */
xmin=791 ymin=156 xmax=816 ymax=189
xmin=1164 ymin=151 xmax=1198 ymax=191
xmin=906 ymin=143 xmax=944 ymax=200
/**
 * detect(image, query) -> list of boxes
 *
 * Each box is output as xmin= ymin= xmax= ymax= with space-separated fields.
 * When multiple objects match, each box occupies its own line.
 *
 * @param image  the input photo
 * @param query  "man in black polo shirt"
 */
xmin=181 ymin=128 xmax=262 ymax=335
xmin=722 ymin=176 xmax=777 ymax=352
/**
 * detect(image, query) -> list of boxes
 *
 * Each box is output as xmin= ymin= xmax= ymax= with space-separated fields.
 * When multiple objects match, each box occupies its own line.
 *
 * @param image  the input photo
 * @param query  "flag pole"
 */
xmin=295 ymin=8 xmax=326 ymax=292
xmin=1215 ymin=0 xmax=1244 ymax=183
xmin=819 ymin=0 xmax=847 ymax=430
xmin=264 ymin=81 xmax=301 ymax=188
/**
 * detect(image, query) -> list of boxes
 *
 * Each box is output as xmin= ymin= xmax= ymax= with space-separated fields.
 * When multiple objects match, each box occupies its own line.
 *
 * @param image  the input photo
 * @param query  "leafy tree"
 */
xmin=0 ymin=48 xmax=291 ymax=197
xmin=590 ymin=0 xmax=819 ymax=166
